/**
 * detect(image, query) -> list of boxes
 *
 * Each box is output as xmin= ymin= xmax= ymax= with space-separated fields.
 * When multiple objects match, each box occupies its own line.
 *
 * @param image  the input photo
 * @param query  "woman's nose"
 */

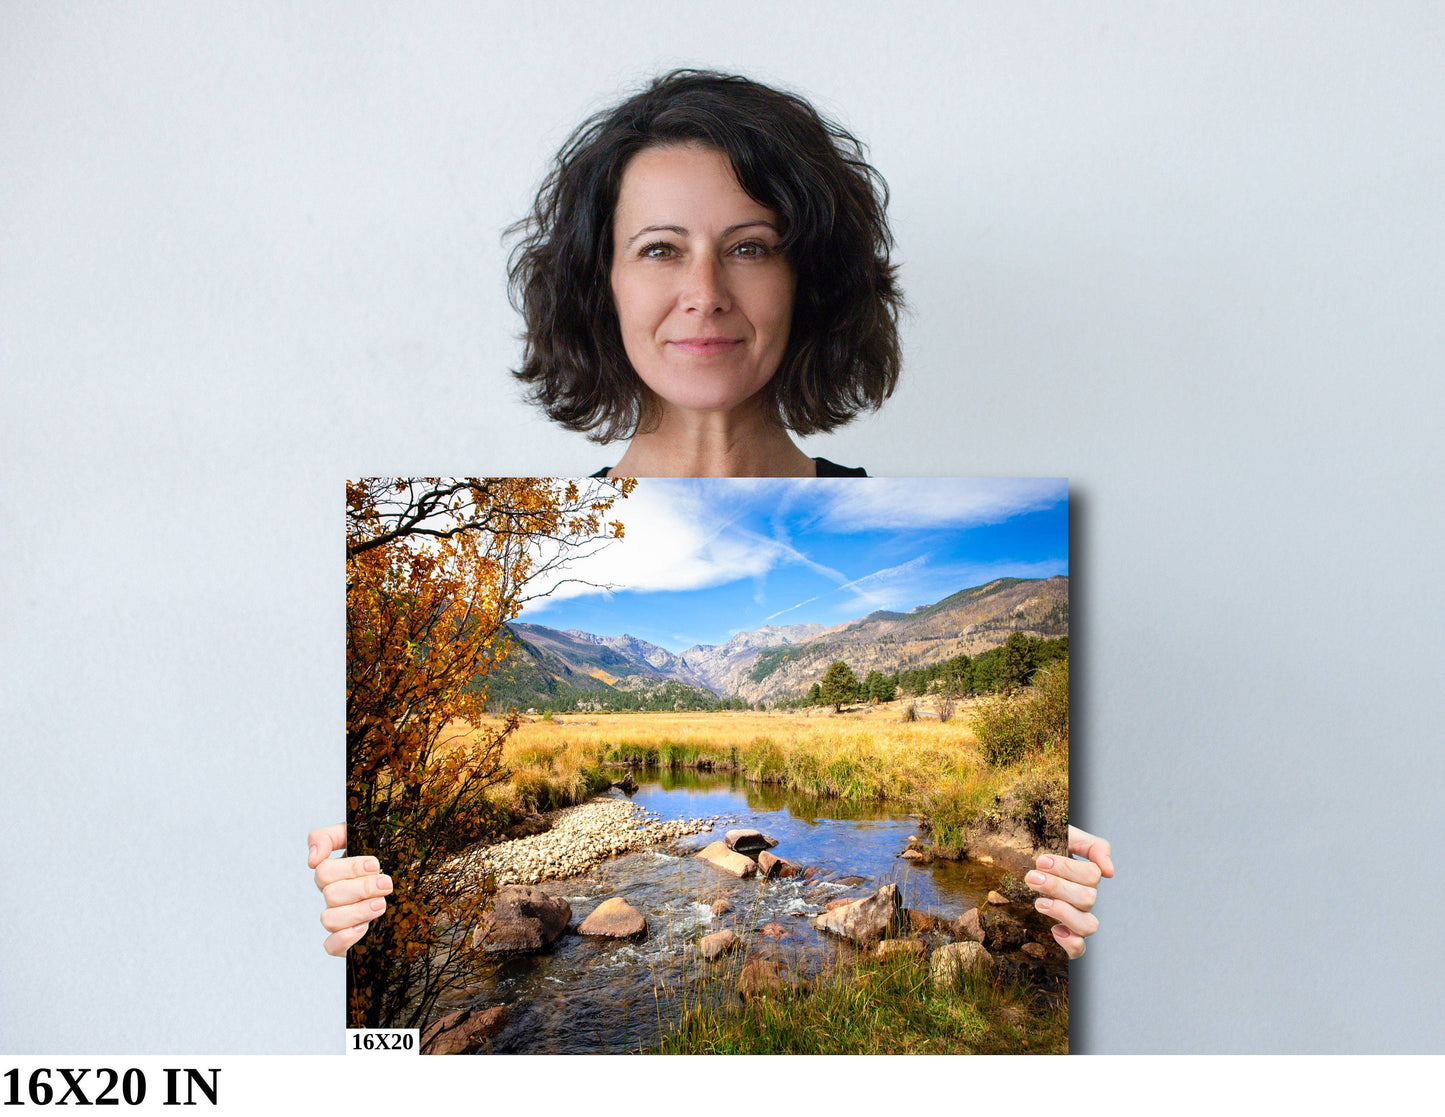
xmin=680 ymin=255 xmax=731 ymax=314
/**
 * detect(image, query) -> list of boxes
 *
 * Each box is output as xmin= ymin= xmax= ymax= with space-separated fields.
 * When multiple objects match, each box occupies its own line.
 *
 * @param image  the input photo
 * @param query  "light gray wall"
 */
xmin=3 ymin=2 xmax=1442 ymax=1053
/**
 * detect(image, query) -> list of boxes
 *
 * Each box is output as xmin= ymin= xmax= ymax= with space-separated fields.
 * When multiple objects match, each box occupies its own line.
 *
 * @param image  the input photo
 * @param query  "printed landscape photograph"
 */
xmin=346 ymin=476 xmax=1071 ymax=1054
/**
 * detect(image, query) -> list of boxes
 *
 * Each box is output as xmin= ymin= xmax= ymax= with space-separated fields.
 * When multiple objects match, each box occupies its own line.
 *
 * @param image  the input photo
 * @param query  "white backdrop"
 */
xmin=4 ymin=2 xmax=1443 ymax=1053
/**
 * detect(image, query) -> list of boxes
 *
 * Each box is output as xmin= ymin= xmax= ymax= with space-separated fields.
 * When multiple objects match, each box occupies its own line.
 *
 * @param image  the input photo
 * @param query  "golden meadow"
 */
xmin=440 ymin=662 xmax=1069 ymax=848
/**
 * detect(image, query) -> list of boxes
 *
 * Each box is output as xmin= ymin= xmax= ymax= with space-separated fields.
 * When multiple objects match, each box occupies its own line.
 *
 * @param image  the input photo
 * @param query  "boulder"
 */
xmin=724 ymin=828 xmax=777 ymax=854
xmin=800 ymin=867 xmax=824 ymax=881
xmin=999 ymin=873 xmax=1035 ymax=904
xmin=757 ymin=850 xmax=801 ymax=879
xmin=875 ymin=938 xmax=927 ymax=961
xmin=814 ymin=883 xmax=903 ymax=945
xmin=986 ymin=890 xmax=1009 ymax=906
xmin=710 ymin=898 xmax=733 ymax=916
xmin=577 ymin=897 xmax=646 ymax=939
xmin=472 ymin=886 xmax=571 ymax=954
xmin=952 ymin=908 xmax=986 ymax=944
xmin=736 ymin=958 xmax=790 ymax=1001
xmin=824 ymin=897 xmax=859 ymax=912
xmin=835 ymin=875 xmax=867 ymax=886
xmin=931 ymin=941 xmax=994 ymax=990
xmin=1021 ymin=942 xmax=1048 ymax=960
xmin=998 ymin=954 xmax=1047 ymax=984
xmin=900 ymin=848 xmax=927 ymax=863
xmin=981 ymin=909 xmax=1028 ymax=951
xmin=905 ymin=909 xmax=941 ymax=933
xmin=611 ymin=772 xmax=638 ymax=794
xmin=698 ymin=928 xmax=740 ymax=960
xmin=694 ymin=841 xmax=758 ymax=879
xmin=420 ymin=1005 xmax=508 ymax=1055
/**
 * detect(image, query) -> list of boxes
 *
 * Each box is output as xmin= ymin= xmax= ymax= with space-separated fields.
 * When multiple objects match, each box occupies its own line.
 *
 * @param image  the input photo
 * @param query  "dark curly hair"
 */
xmin=508 ymin=69 xmax=903 ymax=443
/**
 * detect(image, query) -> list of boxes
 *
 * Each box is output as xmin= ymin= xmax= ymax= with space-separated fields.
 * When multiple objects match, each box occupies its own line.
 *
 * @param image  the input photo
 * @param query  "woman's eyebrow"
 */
xmin=624 ymin=224 xmax=686 ymax=247
xmin=622 ymin=220 xmax=778 ymax=247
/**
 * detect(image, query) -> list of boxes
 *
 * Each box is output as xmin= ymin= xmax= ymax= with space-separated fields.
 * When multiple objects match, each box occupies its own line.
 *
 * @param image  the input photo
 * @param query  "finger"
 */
xmin=1034 ymin=852 xmax=1102 ymax=889
xmin=323 ymin=872 xmax=393 ymax=908
xmin=1025 ymin=867 xmax=1096 ymax=912
xmin=307 ymin=824 xmax=347 ymax=869
xmin=1051 ymin=923 xmax=1085 ymax=960
xmin=1068 ymin=825 xmax=1114 ymax=878
xmin=1033 ymin=895 xmax=1099 ymax=938
xmin=314 ymin=854 xmax=381 ymax=892
xmin=323 ymin=920 xmax=370 ymax=957
xmin=321 ymin=896 xmax=388 ymax=934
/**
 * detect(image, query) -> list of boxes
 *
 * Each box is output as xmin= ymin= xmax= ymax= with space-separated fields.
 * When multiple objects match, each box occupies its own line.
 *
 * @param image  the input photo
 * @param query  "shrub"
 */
xmin=970 ymin=695 xmax=1033 ymax=766
xmin=1003 ymin=758 xmax=1069 ymax=845
xmin=971 ymin=659 xmax=1068 ymax=766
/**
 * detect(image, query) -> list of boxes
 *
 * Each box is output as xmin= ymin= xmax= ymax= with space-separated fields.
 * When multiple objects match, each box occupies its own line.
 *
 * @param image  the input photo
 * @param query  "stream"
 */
xmin=438 ymin=770 xmax=1053 ymax=1053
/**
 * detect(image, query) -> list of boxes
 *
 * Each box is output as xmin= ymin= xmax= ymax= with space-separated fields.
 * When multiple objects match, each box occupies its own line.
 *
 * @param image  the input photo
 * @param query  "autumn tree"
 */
xmin=818 ymin=660 xmax=859 ymax=712
xmin=346 ymin=477 xmax=632 ymax=1030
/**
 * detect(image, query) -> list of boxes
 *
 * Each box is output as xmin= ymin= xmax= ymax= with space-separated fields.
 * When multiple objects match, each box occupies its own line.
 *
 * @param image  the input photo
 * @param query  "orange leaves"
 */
xmin=346 ymin=477 xmax=631 ymax=1027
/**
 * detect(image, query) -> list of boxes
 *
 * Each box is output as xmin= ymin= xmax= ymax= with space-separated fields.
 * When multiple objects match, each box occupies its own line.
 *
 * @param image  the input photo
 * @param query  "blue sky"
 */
xmin=518 ymin=477 xmax=1068 ymax=653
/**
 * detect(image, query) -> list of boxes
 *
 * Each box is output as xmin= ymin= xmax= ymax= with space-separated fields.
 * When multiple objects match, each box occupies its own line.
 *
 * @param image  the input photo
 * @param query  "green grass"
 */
xmin=652 ymin=947 xmax=1067 ymax=1055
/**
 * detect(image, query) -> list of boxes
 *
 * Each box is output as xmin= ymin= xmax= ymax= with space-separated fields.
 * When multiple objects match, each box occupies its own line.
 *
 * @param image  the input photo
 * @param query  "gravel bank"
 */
xmin=454 ymin=795 xmax=715 ymax=886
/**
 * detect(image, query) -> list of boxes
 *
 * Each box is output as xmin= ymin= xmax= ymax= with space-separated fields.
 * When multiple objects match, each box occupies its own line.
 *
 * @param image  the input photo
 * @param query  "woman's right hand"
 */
xmin=308 ymin=824 xmax=392 ymax=956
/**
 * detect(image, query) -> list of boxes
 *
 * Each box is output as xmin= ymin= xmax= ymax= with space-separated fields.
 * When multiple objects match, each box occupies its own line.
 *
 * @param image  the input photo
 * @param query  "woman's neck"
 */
xmin=610 ymin=399 xmax=815 ymax=478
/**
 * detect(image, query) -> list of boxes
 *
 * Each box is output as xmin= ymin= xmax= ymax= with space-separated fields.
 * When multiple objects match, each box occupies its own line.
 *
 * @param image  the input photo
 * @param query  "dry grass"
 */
xmin=434 ymin=692 xmax=1063 ymax=842
xmin=434 ymin=705 xmax=983 ymax=824
xmin=501 ymin=703 xmax=982 ymax=755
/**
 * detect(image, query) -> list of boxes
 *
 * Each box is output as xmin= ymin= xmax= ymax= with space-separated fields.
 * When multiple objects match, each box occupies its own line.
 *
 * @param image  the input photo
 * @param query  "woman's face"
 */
xmin=609 ymin=143 xmax=795 ymax=419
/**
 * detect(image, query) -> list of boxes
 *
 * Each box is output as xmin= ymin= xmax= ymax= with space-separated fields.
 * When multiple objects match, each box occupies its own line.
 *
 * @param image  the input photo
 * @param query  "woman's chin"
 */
xmin=649 ymin=381 xmax=774 ymax=421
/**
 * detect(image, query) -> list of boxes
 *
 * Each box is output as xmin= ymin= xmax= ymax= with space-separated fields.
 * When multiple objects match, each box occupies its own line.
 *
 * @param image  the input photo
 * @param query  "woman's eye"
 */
xmin=639 ymin=242 xmax=676 ymax=259
xmin=731 ymin=241 xmax=769 ymax=258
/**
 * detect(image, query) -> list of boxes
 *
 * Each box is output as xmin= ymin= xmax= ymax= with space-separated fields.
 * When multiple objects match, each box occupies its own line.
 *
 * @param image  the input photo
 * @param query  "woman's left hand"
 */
xmin=1026 ymin=825 xmax=1114 ymax=959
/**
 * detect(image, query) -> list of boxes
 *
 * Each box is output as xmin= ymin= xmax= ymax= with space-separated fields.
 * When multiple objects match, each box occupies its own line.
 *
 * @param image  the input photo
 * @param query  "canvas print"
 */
xmin=345 ymin=476 xmax=1070 ymax=1054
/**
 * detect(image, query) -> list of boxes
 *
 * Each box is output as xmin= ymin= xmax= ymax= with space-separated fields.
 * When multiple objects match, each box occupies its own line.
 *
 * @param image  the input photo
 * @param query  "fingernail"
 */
xmin=369 ymin=898 xmax=386 ymax=913
xmin=1036 ymin=897 xmax=1053 ymax=911
xmin=1025 ymin=870 xmax=1046 ymax=887
xmin=377 ymin=874 xmax=393 ymax=891
xmin=1052 ymin=924 xmax=1069 ymax=938
xmin=364 ymin=857 xmax=380 ymax=873
xmin=1037 ymin=855 xmax=1055 ymax=870
xmin=309 ymin=845 xmax=318 ymax=863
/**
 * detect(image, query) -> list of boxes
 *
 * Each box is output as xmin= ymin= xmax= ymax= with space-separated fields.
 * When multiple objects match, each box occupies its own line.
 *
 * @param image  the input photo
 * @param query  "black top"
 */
xmin=590 ymin=457 xmax=867 ymax=479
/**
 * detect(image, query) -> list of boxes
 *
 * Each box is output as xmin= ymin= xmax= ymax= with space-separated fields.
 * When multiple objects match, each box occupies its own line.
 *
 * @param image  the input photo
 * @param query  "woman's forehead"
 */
xmin=614 ymin=144 xmax=777 ymax=234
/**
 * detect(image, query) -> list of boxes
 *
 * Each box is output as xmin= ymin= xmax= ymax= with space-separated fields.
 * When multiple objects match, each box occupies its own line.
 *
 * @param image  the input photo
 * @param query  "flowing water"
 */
xmin=439 ymin=770 xmax=1050 ymax=1053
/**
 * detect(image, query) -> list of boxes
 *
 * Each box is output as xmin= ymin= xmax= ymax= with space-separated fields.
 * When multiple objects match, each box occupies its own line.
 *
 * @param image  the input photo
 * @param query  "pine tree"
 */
xmin=819 ymin=660 xmax=859 ymax=712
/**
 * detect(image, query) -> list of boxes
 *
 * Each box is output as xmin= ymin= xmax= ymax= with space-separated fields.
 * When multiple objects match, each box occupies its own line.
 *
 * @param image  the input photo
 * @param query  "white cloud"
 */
xmin=522 ymin=480 xmax=801 ymax=610
xmin=807 ymin=478 xmax=1067 ymax=532
xmin=767 ymin=555 xmax=1068 ymax=622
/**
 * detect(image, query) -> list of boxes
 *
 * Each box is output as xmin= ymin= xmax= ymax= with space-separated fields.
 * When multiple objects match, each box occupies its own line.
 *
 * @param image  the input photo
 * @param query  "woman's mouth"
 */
xmin=668 ymin=337 xmax=743 ymax=355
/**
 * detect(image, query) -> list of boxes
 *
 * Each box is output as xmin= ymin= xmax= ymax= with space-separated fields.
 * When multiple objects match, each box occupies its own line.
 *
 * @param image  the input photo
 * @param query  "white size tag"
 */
xmin=345 ymin=1028 xmax=420 ymax=1054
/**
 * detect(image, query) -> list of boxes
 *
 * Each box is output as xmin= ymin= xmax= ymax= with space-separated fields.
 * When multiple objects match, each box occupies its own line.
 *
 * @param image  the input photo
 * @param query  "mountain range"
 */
xmin=488 ymin=576 xmax=1067 ymax=709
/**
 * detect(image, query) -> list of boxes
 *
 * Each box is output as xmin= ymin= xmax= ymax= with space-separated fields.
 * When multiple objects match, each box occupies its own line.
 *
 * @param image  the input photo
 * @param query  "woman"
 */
xmin=312 ymin=69 xmax=1112 ymax=961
